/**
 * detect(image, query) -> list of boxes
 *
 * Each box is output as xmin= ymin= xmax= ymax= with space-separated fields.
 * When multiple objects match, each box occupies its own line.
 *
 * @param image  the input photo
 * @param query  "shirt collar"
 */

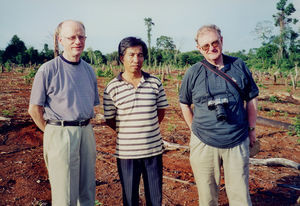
xmin=203 ymin=54 xmax=230 ymax=72
xmin=59 ymin=54 xmax=81 ymax=65
xmin=116 ymin=70 xmax=150 ymax=81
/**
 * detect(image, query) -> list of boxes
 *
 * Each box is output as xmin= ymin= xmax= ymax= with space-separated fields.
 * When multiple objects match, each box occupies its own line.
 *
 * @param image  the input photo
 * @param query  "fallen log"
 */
xmin=163 ymin=140 xmax=189 ymax=150
xmin=277 ymin=184 xmax=300 ymax=191
xmin=250 ymin=158 xmax=300 ymax=170
xmin=257 ymin=116 xmax=291 ymax=130
xmin=0 ymin=116 xmax=11 ymax=121
xmin=163 ymin=141 xmax=299 ymax=170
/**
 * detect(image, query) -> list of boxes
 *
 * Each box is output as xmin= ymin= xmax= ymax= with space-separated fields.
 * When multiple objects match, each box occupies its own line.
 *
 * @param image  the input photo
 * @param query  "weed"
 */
xmin=269 ymin=96 xmax=279 ymax=103
xmin=2 ymin=107 xmax=16 ymax=117
xmin=167 ymin=122 xmax=176 ymax=132
xmin=4 ymin=62 xmax=12 ymax=72
xmin=96 ymin=68 xmax=114 ymax=78
xmin=24 ymin=67 xmax=38 ymax=84
xmin=267 ymin=109 xmax=276 ymax=116
xmin=156 ymin=74 xmax=162 ymax=80
xmin=289 ymin=115 xmax=300 ymax=137
xmin=176 ymin=73 xmax=183 ymax=80
xmin=257 ymin=83 xmax=268 ymax=89
xmin=95 ymin=200 xmax=102 ymax=206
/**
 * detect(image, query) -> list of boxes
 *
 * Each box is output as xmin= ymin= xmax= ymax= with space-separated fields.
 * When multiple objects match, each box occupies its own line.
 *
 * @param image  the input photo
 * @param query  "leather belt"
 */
xmin=46 ymin=119 xmax=90 ymax=127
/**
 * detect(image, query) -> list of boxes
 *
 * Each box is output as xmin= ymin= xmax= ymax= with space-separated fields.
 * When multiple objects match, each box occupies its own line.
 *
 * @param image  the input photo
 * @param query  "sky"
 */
xmin=1 ymin=0 xmax=299 ymax=55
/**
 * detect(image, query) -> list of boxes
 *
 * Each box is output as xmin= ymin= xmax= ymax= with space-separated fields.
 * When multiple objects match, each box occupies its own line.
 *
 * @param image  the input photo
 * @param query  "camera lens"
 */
xmin=216 ymin=104 xmax=227 ymax=121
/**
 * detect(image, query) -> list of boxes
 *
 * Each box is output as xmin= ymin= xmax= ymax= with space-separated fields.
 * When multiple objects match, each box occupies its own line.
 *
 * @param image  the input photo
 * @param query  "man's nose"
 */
xmin=133 ymin=55 xmax=139 ymax=62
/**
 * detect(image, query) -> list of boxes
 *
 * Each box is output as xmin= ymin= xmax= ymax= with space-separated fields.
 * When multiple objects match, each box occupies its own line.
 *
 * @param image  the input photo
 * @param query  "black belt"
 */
xmin=46 ymin=119 xmax=90 ymax=127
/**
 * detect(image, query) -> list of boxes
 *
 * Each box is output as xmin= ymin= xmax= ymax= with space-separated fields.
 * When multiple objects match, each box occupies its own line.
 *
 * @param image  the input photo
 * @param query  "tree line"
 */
xmin=1 ymin=0 xmax=299 ymax=77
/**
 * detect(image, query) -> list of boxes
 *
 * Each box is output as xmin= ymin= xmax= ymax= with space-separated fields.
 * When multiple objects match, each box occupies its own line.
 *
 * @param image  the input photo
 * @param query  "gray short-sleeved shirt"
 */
xmin=179 ymin=54 xmax=259 ymax=148
xmin=30 ymin=55 xmax=100 ymax=121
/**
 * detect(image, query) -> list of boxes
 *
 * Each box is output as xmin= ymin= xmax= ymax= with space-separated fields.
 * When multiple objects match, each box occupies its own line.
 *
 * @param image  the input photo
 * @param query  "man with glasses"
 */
xmin=28 ymin=20 xmax=100 ymax=205
xmin=179 ymin=24 xmax=258 ymax=205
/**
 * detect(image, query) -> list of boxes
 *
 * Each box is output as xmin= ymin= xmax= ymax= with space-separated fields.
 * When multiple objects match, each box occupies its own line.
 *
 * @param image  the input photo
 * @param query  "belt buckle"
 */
xmin=79 ymin=120 xmax=84 ymax=126
xmin=61 ymin=120 xmax=64 ymax=127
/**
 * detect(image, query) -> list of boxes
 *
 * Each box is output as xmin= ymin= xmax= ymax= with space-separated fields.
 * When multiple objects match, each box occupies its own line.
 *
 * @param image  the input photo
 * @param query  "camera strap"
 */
xmin=201 ymin=60 xmax=246 ymax=101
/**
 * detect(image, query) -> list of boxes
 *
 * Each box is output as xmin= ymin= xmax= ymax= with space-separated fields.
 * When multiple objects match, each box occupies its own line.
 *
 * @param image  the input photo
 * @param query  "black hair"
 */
xmin=118 ymin=37 xmax=148 ymax=63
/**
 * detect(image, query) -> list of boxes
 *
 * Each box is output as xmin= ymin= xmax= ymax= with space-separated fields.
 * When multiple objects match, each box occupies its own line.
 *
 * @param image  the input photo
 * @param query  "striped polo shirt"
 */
xmin=103 ymin=71 xmax=168 ymax=159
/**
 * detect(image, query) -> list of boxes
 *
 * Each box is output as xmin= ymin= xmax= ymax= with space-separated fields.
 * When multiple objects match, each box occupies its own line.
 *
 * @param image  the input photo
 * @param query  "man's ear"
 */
xmin=196 ymin=45 xmax=203 ymax=55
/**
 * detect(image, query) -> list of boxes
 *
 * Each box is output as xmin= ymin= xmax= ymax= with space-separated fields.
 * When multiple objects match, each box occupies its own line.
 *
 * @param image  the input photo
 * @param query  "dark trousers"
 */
xmin=117 ymin=154 xmax=163 ymax=206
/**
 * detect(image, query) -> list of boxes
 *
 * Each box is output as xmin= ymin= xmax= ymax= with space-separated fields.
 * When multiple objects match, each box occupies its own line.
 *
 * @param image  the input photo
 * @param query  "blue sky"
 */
xmin=1 ymin=0 xmax=299 ymax=55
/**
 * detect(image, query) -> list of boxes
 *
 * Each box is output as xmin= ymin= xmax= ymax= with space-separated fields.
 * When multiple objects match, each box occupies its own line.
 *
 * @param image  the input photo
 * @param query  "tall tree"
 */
xmin=3 ymin=35 xmax=27 ymax=64
xmin=253 ymin=20 xmax=275 ymax=44
xmin=144 ymin=17 xmax=155 ymax=65
xmin=156 ymin=35 xmax=177 ymax=64
xmin=272 ymin=0 xmax=298 ymax=59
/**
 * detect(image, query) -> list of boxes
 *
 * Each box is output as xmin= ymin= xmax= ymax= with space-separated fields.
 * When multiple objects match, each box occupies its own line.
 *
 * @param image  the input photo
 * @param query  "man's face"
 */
xmin=120 ymin=46 xmax=144 ymax=73
xmin=196 ymin=30 xmax=223 ymax=63
xmin=59 ymin=21 xmax=86 ymax=60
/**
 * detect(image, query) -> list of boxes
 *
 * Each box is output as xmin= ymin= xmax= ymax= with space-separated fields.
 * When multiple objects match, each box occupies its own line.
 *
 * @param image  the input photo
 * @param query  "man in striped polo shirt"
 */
xmin=103 ymin=37 xmax=168 ymax=206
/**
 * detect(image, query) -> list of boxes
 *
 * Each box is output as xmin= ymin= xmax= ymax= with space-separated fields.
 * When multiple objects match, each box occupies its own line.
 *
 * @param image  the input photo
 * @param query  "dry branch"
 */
xmin=163 ymin=175 xmax=195 ymax=186
xmin=250 ymin=158 xmax=300 ymax=170
xmin=163 ymin=140 xmax=189 ymax=150
xmin=257 ymin=116 xmax=291 ymax=130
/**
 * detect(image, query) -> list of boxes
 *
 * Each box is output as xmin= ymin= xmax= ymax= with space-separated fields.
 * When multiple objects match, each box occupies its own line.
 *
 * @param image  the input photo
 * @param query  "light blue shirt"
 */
xmin=30 ymin=55 xmax=100 ymax=121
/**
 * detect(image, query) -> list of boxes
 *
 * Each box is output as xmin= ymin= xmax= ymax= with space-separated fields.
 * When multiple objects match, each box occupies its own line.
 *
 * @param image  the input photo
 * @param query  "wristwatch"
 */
xmin=249 ymin=127 xmax=255 ymax=131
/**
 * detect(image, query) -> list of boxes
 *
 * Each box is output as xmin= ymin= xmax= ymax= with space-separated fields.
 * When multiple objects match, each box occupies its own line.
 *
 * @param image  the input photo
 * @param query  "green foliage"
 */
xmin=24 ymin=67 xmax=38 ymax=84
xmin=156 ymin=36 xmax=176 ymax=50
xmin=288 ymin=115 xmax=300 ymax=138
xmin=4 ymin=61 xmax=12 ymax=72
xmin=176 ymin=73 xmax=183 ymax=80
xmin=267 ymin=109 xmax=276 ymax=116
xmin=167 ymin=122 xmax=176 ymax=132
xmin=96 ymin=67 xmax=114 ymax=79
xmin=94 ymin=200 xmax=102 ymax=206
xmin=177 ymin=50 xmax=203 ymax=67
xmin=257 ymin=83 xmax=268 ymax=89
xmin=2 ymin=107 xmax=16 ymax=117
xmin=269 ymin=95 xmax=279 ymax=103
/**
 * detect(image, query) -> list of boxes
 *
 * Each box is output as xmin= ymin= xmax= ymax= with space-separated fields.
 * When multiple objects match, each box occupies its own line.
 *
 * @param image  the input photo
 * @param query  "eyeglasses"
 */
xmin=199 ymin=39 xmax=220 ymax=52
xmin=63 ymin=35 xmax=87 ymax=42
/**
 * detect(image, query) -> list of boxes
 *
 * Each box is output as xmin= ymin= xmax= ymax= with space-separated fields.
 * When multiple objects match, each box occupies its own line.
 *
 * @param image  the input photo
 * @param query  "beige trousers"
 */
xmin=44 ymin=124 xmax=96 ymax=206
xmin=189 ymin=132 xmax=252 ymax=206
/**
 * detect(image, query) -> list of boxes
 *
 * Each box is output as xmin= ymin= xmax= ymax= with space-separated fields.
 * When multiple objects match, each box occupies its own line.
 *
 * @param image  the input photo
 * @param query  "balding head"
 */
xmin=56 ymin=20 xmax=85 ymax=38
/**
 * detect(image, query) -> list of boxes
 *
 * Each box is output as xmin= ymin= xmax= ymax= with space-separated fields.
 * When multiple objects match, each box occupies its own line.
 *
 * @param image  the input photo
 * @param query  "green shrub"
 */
xmin=24 ymin=67 xmax=38 ymax=84
xmin=96 ymin=68 xmax=114 ymax=78
xmin=269 ymin=96 xmax=279 ymax=103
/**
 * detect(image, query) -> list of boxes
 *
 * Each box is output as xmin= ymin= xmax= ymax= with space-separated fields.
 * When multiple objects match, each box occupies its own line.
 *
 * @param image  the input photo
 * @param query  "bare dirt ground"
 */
xmin=0 ymin=69 xmax=299 ymax=206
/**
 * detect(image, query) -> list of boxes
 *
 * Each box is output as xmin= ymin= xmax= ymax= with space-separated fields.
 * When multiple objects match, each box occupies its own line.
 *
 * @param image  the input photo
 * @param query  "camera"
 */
xmin=207 ymin=98 xmax=229 ymax=121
